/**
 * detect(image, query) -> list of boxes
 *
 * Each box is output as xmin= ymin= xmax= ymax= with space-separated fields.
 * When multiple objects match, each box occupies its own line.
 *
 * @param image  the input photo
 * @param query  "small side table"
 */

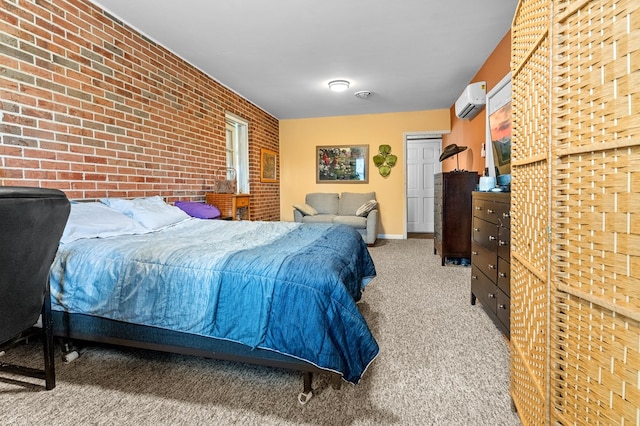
xmin=206 ymin=193 xmax=250 ymax=220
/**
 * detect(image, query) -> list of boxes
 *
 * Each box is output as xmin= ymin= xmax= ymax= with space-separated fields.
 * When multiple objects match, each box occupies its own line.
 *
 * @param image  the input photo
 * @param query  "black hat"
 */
xmin=439 ymin=144 xmax=468 ymax=162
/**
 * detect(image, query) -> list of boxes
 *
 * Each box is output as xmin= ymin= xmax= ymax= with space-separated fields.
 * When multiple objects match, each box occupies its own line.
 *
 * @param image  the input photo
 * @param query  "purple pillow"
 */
xmin=174 ymin=201 xmax=221 ymax=219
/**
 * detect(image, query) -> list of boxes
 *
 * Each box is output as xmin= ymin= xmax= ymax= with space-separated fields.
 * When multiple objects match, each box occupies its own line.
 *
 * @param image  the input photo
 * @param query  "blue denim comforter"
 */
xmin=50 ymin=219 xmax=378 ymax=383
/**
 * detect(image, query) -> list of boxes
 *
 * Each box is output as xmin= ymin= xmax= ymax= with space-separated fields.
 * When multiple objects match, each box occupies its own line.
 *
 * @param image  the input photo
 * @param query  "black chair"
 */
xmin=0 ymin=187 xmax=70 ymax=390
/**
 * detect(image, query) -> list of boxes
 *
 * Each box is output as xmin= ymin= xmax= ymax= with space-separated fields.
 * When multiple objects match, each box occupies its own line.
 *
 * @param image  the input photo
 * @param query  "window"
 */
xmin=225 ymin=113 xmax=249 ymax=194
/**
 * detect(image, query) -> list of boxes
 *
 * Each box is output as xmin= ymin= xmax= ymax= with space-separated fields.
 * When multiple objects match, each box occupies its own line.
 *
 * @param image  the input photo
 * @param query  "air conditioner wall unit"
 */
xmin=455 ymin=81 xmax=486 ymax=120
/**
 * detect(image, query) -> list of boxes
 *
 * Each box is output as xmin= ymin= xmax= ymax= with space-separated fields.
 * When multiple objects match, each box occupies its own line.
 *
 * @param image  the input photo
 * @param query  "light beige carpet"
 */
xmin=0 ymin=239 xmax=521 ymax=425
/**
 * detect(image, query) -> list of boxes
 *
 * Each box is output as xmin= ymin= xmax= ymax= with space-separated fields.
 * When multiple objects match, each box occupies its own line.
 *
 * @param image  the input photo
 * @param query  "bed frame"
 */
xmin=52 ymin=311 xmax=341 ymax=403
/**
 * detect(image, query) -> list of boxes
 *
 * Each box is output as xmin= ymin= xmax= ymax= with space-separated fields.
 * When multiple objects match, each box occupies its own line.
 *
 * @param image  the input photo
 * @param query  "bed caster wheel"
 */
xmin=62 ymin=350 xmax=79 ymax=363
xmin=61 ymin=344 xmax=80 ymax=364
xmin=60 ymin=341 xmax=80 ymax=363
xmin=298 ymin=390 xmax=313 ymax=405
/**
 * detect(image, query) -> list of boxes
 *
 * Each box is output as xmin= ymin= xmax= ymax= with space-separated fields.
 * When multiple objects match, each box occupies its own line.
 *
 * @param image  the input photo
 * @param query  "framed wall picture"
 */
xmin=316 ymin=145 xmax=368 ymax=183
xmin=485 ymin=73 xmax=512 ymax=177
xmin=260 ymin=148 xmax=277 ymax=183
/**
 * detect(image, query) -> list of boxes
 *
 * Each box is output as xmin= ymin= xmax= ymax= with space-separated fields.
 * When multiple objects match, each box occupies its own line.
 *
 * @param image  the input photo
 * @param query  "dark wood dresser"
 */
xmin=470 ymin=191 xmax=511 ymax=337
xmin=433 ymin=171 xmax=479 ymax=266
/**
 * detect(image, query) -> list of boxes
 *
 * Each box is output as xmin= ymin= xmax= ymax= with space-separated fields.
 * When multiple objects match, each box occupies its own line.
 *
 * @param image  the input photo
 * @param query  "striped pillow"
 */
xmin=356 ymin=200 xmax=377 ymax=217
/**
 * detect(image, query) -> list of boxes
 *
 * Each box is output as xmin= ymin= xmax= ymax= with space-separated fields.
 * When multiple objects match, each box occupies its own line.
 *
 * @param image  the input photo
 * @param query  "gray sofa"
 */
xmin=293 ymin=192 xmax=378 ymax=245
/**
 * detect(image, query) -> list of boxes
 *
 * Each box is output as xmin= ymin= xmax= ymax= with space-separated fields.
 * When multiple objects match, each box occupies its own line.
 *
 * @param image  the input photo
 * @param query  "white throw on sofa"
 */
xmin=293 ymin=192 xmax=378 ymax=245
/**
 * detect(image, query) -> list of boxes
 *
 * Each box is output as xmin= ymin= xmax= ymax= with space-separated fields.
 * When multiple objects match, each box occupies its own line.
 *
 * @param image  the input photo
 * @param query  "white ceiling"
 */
xmin=89 ymin=0 xmax=518 ymax=120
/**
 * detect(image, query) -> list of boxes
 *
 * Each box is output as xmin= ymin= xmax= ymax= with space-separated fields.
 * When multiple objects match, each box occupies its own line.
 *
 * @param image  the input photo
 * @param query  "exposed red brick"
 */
xmin=0 ymin=0 xmax=279 ymax=219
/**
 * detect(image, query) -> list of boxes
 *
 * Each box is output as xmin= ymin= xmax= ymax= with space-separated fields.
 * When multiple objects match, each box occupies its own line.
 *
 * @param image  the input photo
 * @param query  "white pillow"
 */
xmin=101 ymin=196 xmax=190 ymax=230
xmin=293 ymin=203 xmax=318 ymax=216
xmin=61 ymin=202 xmax=150 ymax=244
xmin=356 ymin=200 xmax=378 ymax=217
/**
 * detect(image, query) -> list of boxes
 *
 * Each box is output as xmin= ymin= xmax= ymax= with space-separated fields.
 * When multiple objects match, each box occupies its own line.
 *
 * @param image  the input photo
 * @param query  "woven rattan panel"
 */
xmin=551 ymin=0 xmax=640 ymax=424
xmin=511 ymin=1 xmax=552 ymax=424
xmin=511 ymin=0 xmax=550 ymax=71
xmin=552 ymin=293 xmax=640 ymax=425
xmin=510 ymin=257 xmax=548 ymax=425
xmin=512 ymin=43 xmax=550 ymax=162
xmin=553 ymin=149 xmax=640 ymax=314
xmin=511 ymin=162 xmax=549 ymax=275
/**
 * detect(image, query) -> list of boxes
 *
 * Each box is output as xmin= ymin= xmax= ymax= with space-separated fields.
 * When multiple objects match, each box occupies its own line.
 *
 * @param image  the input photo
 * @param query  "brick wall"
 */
xmin=0 ymin=0 xmax=280 ymax=220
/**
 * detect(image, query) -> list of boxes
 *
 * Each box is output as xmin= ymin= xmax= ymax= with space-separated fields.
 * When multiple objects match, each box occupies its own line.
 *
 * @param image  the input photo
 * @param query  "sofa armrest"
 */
xmin=293 ymin=209 xmax=303 ymax=222
xmin=365 ymin=209 xmax=378 ymax=245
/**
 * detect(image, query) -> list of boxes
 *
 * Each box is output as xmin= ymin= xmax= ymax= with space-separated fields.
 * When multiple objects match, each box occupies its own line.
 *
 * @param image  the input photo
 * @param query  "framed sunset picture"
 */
xmin=486 ymin=74 xmax=512 ymax=177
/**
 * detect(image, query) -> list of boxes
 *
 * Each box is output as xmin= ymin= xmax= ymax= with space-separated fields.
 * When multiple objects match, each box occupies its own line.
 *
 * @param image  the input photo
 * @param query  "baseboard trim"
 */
xmin=377 ymin=234 xmax=404 ymax=240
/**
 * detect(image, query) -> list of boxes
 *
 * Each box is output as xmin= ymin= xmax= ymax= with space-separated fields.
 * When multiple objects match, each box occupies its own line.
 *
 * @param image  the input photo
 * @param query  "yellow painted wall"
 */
xmin=279 ymin=109 xmax=450 ymax=238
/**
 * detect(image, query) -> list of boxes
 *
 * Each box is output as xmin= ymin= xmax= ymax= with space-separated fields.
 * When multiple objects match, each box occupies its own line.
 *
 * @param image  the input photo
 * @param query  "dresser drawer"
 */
xmin=473 ymin=199 xmax=500 ymax=225
xmin=496 ymin=289 xmax=510 ymax=332
xmin=471 ymin=243 xmax=498 ymax=282
xmin=495 ymin=202 xmax=511 ymax=229
xmin=472 ymin=217 xmax=498 ymax=252
xmin=471 ymin=191 xmax=510 ymax=339
xmin=498 ymin=226 xmax=510 ymax=260
xmin=497 ymin=257 xmax=510 ymax=297
xmin=471 ymin=265 xmax=496 ymax=314
xmin=235 ymin=195 xmax=250 ymax=208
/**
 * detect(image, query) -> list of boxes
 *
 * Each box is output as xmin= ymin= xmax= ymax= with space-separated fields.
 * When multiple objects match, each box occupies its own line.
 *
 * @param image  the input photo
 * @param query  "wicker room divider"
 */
xmin=511 ymin=1 xmax=551 ymax=424
xmin=511 ymin=1 xmax=640 ymax=425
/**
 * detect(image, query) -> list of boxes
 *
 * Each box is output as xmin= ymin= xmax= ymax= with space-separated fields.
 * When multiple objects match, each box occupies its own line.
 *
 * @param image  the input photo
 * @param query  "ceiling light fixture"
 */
xmin=328 ymin=80 xmax=350 ymax=92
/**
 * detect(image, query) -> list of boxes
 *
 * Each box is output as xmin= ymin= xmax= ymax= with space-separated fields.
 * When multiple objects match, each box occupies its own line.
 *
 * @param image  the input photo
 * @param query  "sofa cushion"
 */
xmin=306 ymin=193 xmax=339 ymax=215
xmin=292 ymin=203 xmax=318 ymax=216
xmin=339 ymin=192 xmax=376 ymax=216
xmin=333 ymin=215 xmax=367 ymax=229
xmin=301 ymin=214 xmax=335 ymax=224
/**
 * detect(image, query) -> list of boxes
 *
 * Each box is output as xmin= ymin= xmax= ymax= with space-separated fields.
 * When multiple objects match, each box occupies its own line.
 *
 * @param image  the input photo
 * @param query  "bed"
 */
xmin=49 ymin=198 xmax=378 ymax=402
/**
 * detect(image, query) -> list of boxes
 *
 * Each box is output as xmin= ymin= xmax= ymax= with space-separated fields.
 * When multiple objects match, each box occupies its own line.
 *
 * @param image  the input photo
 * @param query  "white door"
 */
xmin=406 ymin=138 xmax=442 ymax=233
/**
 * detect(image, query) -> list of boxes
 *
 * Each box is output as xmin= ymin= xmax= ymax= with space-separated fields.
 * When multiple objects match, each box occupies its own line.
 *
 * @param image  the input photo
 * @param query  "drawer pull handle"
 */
xmin=499 ymin=304 xmax=507 ymax=309
xmin=488 ymin=293 xmax=496 ymax=299
xmin=472 ymin=275 xmax=478 ymax=280
xmin=499 ymin=240 xmax=508 ymax=245
xmin=489 ymin=236 xmax=497 ymax=241
xmin=472 ymin=251 xmax=478 ymax=255
xmin=503 ymin=212 xmax=510 ymax=218
xmin=488 ymin=264 xmax=496 ymax=269
xmin=475 ymin=206 xmax=482 ymax=210
xmin=474 ymin=227 xmax=480 ymax=232
xmin=499 ymin=272 xmax=507 ymax=278
xmin=487 ymin=209 xmax=495 ymax=214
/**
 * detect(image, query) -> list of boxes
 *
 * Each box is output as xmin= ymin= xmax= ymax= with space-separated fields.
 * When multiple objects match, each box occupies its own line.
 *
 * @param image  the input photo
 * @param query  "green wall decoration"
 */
xmin=373 ymin=144 xmax=397 ymax=177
